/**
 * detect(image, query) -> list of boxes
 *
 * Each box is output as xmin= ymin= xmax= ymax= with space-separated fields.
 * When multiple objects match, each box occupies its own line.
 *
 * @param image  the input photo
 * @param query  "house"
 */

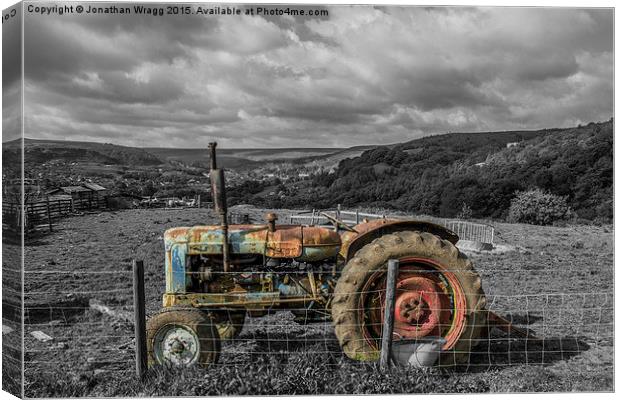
xmin=81 ymin=182 xmax=109 ymax=197
xmin=46 ymin=183 xmax=108 ymax=209
xmin=47 ymin=185 xmax=92 ymax=199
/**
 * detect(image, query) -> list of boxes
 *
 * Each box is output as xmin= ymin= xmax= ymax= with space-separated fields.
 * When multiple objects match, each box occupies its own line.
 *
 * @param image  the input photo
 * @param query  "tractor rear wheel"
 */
xmin=210 ymin=310 xmax=246 ymax=340
xmin=147 ymin=309 xmax=220 ymax=367
xmin=331 ymin=231 xmax=486 ymax=366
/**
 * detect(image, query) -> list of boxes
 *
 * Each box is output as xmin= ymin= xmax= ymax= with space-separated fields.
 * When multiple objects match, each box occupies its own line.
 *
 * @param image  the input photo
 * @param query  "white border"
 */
xmin=0 ymin=1 xmax=616 ymax=400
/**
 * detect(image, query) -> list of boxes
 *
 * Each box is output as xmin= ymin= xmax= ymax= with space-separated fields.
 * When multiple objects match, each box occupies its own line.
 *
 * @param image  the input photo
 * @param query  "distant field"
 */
xmin=146 ymin=147 xmax=344 ymax=167
xmin=296 ymin=146 xmax=376 ymax=169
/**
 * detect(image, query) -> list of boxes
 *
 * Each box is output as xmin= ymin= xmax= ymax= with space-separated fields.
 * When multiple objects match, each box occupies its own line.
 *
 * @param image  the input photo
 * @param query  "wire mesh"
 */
xmin=12 ymin=266 xmax=613 ymax=382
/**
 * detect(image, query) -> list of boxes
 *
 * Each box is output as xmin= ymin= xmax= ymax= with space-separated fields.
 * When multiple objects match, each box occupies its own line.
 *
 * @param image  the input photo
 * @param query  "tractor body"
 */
xmin=146 ymin=142 xmax=507 ymax=368
xmin=161 ymin=218 xmax=456 ymax=313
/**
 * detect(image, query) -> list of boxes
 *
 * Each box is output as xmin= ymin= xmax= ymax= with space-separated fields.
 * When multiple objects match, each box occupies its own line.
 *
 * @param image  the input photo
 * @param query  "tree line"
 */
xmin=247 ymin=120 xmax=612 ymax=223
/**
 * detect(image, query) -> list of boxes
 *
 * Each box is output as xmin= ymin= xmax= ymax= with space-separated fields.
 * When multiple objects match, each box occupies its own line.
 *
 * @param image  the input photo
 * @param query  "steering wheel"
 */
xmin=320 ymin=212 xmax=358 ymax=233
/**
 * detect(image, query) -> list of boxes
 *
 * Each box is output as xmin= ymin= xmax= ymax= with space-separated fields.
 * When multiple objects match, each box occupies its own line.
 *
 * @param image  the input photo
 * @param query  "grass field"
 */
xmin=3 ymin=207 xmax=613 ymax=397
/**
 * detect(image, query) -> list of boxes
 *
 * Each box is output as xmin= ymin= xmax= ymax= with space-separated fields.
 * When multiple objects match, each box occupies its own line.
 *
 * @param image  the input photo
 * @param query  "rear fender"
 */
xmin=340 ymin=220 xmax=459 ymax=262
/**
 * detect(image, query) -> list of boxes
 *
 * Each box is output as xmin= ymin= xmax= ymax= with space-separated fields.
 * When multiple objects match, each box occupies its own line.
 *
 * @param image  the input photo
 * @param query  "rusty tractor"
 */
xmin=146 ymin=143 xmax=530 ymax=367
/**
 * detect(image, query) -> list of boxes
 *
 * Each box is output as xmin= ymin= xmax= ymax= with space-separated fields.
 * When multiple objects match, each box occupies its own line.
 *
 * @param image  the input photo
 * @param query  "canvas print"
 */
xmin=1 ymin=2 xmax=614 ymax=398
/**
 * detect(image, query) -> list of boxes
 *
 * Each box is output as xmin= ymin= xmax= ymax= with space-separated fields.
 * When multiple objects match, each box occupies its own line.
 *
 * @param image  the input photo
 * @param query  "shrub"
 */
xmin=507 ymin=189 xmax=571 ymax=225
xmin=456 ymin=202 xmax=473 ymax=220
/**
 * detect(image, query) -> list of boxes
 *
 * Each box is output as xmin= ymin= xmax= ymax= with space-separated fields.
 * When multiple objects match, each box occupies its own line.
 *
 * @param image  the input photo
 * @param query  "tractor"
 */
xmin=146 ymin=143 xmax=525 ymax=368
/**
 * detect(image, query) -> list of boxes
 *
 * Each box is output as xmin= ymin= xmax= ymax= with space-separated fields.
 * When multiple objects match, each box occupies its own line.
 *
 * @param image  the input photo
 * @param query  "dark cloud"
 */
xmin=12 ymin=4 xmax=613 ymax=148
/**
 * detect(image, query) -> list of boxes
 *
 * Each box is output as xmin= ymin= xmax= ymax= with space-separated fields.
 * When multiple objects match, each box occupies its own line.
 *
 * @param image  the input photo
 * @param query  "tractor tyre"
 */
xmin=209 ymin=310 xmax=246 ymax=340
xmin=331 ymin=231 xmax=486 ymax=366
xmin=147 ymin=309 xmax=221 ymax=368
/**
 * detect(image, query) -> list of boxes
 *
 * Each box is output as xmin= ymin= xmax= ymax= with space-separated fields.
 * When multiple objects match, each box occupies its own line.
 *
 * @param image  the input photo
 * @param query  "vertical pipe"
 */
xmin=380 ymin=259 xmax=399 ymax=370
xmin=209 ymin=143 xmax=230 ymax=272
xmin=133 ymin=260 xmax=147 ymax=378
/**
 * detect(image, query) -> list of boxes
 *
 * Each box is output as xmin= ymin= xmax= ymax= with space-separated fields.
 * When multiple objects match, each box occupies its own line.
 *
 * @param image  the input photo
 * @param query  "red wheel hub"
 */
xmin=393 ymin=276 xmax=449 ymax=338
xmin=360 ymin=257 xmax=468 ymax=352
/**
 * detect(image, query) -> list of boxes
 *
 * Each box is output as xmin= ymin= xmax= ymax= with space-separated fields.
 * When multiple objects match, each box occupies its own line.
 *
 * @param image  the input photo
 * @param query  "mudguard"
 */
xmin=339 ymin=219 xmax=459 ymax=262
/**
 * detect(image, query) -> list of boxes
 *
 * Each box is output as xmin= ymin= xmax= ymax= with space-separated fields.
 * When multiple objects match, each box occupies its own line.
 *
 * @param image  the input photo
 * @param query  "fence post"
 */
xmin=46 ymin=197 xmax=53 ymax=232
xmin=17 ymin=207 xmax=21 ymax=234
xmin=380 ymin=259 xmax=399 ymax=370
xmin=133 ymin=260 xmax=147 ymax=378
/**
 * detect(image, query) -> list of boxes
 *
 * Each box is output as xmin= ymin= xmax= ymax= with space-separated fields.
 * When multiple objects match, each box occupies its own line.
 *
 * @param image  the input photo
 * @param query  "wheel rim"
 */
xmin=359 ymin=257 xmax=467 ymax=351
xmin=153 ymin=324 xmax=201 ymax=366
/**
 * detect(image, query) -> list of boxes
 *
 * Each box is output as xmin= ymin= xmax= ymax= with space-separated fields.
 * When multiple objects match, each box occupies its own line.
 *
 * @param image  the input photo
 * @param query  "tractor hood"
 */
xmin=164 ymin=224 xmax=341 ymax=261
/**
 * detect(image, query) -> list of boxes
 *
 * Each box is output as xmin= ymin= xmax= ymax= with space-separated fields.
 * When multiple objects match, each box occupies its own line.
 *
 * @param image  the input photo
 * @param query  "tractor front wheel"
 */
xmin=331 ymin=231 xmax=487 ymax=366
xmin=147 ymin=309 xmax=220 ymax=367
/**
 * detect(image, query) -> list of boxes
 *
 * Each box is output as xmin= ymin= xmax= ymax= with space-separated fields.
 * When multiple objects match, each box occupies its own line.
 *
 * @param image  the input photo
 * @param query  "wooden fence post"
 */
xmin=380 ymin=259 xmax=399 ymax=370
xmin=133 ymin=260 xmax=147 ymax=378
xmin=17 ymin=207 xmax=22 ymax=235
xmin=46 ymin=197 xmax=53 ymax=232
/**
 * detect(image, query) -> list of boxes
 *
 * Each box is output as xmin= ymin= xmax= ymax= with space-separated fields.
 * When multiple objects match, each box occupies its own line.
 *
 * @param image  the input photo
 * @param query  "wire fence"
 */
xmin=4 ymin=264 xmax=612 ymax=392
xmin=5 ymin=269 xmax=135 ymax=387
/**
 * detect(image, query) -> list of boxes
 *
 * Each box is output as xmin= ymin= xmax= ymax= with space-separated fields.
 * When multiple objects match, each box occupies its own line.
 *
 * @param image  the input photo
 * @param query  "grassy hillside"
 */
xmin=4 ymin=138 xmax=163 ymax=168
xmin=269 ymin=120 xmax=613 ymax=222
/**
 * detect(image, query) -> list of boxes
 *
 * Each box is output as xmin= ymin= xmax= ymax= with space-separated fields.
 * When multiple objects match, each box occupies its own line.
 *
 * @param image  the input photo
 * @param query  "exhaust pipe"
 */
xmin=208 ymin=142 xmax=231 ymax=273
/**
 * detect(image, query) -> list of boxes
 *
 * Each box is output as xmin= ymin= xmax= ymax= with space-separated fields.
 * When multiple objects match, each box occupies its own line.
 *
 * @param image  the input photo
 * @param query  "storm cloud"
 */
xmin=15 ymin=5 xmax=613 ymax=148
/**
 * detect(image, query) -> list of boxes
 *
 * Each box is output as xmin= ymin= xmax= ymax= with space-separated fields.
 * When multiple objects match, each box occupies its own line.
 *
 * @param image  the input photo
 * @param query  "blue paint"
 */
xmin=168 ymin=244 xmax=187 ymax=293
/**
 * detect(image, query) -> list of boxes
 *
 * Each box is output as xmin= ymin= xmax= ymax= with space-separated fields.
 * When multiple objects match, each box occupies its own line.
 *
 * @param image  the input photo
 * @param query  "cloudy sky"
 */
xmin=6 ymin=4 xmax=614 ymax=148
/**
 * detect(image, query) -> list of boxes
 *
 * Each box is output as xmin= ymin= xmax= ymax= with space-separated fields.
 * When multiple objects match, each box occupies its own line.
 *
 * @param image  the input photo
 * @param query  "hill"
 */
xmin=268 ymin=120 xmax=613 ymax=222
xmin=3 ymin=120 xmax=612 ymax=223
xmin=3 ymin=138 xmax=163 ymax=167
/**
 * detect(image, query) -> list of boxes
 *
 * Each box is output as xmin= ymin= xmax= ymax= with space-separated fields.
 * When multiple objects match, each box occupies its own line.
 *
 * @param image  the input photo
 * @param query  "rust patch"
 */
xmin=302 ymin=226 xmax=341 ymax=246
xmin=266 ymin=226 xmax=303 ymax=258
